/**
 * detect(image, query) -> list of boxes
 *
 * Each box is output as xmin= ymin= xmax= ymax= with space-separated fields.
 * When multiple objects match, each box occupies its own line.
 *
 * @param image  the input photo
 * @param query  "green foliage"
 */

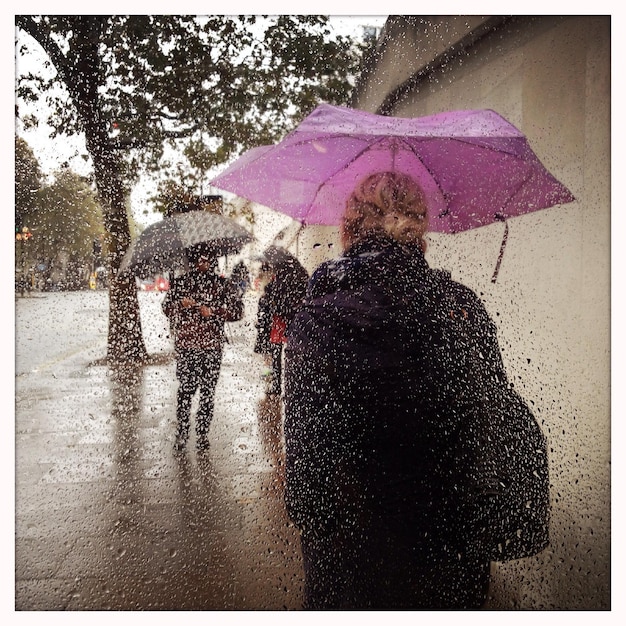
xmin=16 ymin=15 xmax=365 ymax=198
xmin=15 ymin=136 xmax=43 ymax=229
xmin=25 ymin=166 xmax=107 ymax=266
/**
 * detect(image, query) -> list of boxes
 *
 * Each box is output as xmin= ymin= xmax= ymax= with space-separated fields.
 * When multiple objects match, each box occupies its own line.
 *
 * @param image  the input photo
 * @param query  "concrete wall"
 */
xmin=297 ymin=15 xmax=610 ymax=610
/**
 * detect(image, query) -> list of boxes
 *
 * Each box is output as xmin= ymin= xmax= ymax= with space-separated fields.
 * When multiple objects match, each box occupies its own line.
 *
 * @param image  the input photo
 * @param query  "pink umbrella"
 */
xmin=212 ymin=103 xmax=573 ymax=231
xmin=211 ymin=104 xmax=575 ymax=279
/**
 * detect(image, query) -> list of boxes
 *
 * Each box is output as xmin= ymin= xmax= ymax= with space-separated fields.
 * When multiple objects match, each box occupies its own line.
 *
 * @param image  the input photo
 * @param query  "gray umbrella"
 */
xmin=119 ymin=210 xmax=254 ymax=277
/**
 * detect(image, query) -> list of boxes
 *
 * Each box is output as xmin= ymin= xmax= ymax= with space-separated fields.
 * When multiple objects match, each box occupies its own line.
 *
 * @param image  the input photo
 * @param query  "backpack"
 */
xmin=452 ymin=383 xmax=551 ymax=562
xmin=432 ymin=273 xmax=551 ymax=562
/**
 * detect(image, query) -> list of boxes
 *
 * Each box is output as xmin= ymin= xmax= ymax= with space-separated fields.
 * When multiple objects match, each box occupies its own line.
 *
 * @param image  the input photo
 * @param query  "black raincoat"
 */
xmin=284 ymin=235 xmax=509 ymax=610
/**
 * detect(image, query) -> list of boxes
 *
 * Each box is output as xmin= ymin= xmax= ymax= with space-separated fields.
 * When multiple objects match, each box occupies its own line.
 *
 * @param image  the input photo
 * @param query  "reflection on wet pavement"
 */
xmin=15 ymin=291 xmax=304 ymax=610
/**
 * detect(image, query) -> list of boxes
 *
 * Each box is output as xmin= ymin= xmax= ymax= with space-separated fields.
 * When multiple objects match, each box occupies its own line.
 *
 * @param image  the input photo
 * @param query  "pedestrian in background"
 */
xmin=254 ymin=249 xmax=308 ymax=396
xmin=162 ymin=244 xmax=244 ymax=451
xmin=253 ymin=262 xmax=276 ymax=389
xmin=283 ymin=171 xmax=526 ymax=609
xmin=230 ymin=260 xmax=250 ymax=298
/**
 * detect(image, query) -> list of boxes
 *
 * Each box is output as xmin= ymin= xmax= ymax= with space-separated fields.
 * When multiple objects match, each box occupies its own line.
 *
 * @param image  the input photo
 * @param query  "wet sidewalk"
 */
xmin=14 ymin=289 xmax=305 ymax=610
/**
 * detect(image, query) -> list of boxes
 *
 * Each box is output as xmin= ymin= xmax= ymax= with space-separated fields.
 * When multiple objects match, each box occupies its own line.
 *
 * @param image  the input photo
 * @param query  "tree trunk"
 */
xmin=17 ymin=16 xmax=151 ymax=364
xmin=88 ymin=128 xmax=149 ymax=364
xmin=107 ymin=264 xmax=149 ymax=363
xmin=99 ymin=173 xmax=149 ymax=364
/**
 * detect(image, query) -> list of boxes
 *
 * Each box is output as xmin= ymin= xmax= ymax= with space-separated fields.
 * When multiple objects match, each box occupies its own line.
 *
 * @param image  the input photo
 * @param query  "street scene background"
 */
xmin=14 ymin=285 xmax=308 ymax=610
xmin=10 ymin=12 xmax=614 ymax=614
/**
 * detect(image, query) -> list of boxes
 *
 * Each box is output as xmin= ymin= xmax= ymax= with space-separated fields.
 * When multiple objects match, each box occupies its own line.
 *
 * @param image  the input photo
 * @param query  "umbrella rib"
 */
xmin=303 ymin=135 xmax=397 ymax=220
xmin=495 ymin=169 xmax=536 ymax=217
xmin=401 ymin=136 xmax=541 ymax=220
xmin=298 ymin=134 xmax=522 ymax=222
xmin=219 ymin=134 xmax=421 ymax=220
xmin=398 ymin=137 xmax=450 ymax=215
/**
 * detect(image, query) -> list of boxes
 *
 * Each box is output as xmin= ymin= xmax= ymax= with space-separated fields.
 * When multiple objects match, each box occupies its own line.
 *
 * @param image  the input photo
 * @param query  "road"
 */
xmin=15 ymin=290 xmax=174 ymax=376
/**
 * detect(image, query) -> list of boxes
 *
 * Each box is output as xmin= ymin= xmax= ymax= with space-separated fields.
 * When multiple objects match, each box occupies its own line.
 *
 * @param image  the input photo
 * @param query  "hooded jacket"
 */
xmin=283 ymin=235 xmax=514 ymax=561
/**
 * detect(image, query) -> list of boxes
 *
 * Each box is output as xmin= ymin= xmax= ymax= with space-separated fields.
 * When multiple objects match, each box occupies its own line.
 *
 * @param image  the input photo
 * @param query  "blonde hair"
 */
xmin=341 ymin=172 xmax=429 ymax=251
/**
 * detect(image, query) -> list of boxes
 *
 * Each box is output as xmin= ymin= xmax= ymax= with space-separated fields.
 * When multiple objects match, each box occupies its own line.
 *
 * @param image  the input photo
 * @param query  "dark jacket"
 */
xmin=162 ymin=268 xmax=243 ymax=352
xmin=253 ymin=284 xmax=274 ymax=355
xmin=284 ymin=235 xmax=507 ymax=560
xmin=254 ymin=260 xmax=308 ymax=354
xmin=271 ymin=260 xmax=309 ymax=321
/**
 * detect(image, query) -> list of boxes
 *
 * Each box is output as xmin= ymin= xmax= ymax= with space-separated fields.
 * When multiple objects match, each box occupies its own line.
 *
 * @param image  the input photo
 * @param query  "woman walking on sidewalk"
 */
xmin=283 ymin=172 xmax=547 ymax=609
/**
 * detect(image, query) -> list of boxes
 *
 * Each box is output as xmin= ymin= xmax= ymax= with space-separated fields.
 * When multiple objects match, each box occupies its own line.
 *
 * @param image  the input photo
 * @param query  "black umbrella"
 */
xmin=258 ymin=246 xmax=309 ymax=317
xmin=261 ymin=245 xmax=299 ymax=267
xmin=119 ymin=211 xmax=254 ymax=277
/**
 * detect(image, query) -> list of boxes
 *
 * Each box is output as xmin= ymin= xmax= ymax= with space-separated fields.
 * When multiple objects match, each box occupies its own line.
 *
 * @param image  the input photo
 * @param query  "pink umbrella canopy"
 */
xmin=211 ymin=103 xmax=574 ymax=234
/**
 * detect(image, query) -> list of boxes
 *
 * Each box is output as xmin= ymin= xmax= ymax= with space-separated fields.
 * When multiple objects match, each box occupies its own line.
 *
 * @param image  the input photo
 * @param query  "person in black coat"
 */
xmin=163 ymin=245 xmax=244 ymax=451
xmin=254 ymin=250 xmax=308 ymax=395
xmin=283 ymin=171 xmax=514 ymax=610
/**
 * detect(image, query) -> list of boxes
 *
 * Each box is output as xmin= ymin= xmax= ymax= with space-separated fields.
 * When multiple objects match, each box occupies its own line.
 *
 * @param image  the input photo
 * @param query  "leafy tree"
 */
xmin=15 ymin=136 xmax=43 ymax=231
xmin=15 ymin=15 xmax=364 ymax=364
xmin=15 ymin=144 xmax=106 ymax=291
xmin=33 ymin=168 xmax=106 ymax=268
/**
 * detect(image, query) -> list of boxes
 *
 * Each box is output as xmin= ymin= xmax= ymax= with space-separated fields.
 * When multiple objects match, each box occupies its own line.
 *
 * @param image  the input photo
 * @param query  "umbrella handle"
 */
xmin=491 ymin=221 xmax=509 ymax=283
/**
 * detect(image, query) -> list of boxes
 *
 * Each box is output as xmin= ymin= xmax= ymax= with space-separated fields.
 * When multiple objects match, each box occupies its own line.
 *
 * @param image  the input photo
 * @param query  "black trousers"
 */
xmin=299 ymin=528 xmax=490 ymax=610
xmin=175 ymin=348 xmax=222 ymax=440
xmin=269 ymin=343 xmax=283 ymax=395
